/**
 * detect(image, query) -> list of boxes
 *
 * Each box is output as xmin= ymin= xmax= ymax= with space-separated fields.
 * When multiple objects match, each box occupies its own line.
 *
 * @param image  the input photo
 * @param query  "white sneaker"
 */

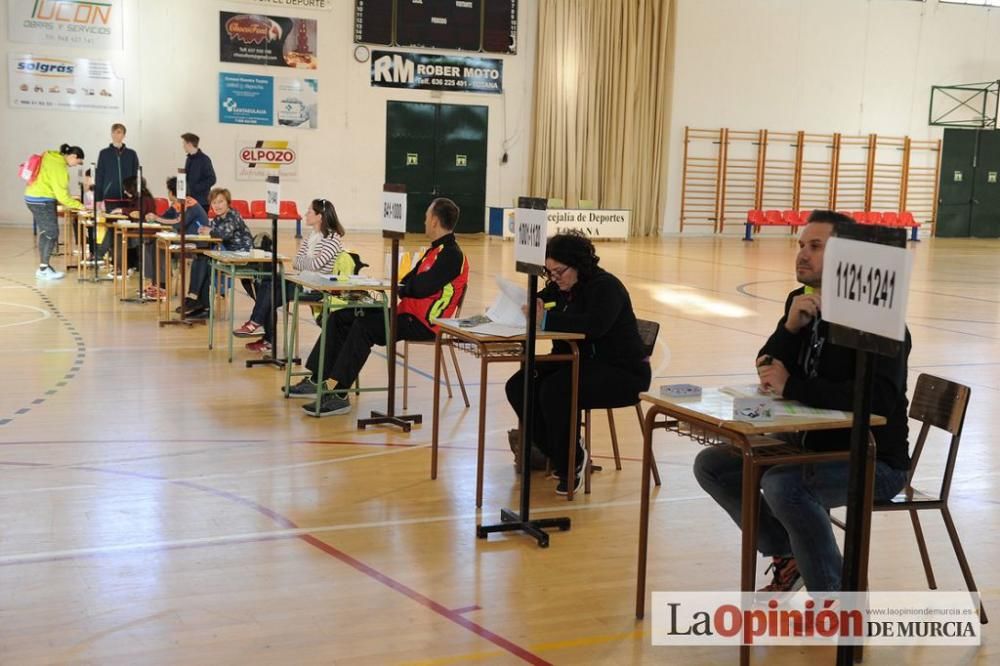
xmin=36 ymin=266 xmax=65 ymax=280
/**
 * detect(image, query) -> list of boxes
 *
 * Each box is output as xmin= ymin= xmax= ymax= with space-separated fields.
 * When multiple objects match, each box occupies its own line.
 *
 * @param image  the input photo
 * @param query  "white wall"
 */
xmin=0 ymin=0 xmax=539 ymax=232
xmin=663 ymin=0 xmax=1000 ymax=233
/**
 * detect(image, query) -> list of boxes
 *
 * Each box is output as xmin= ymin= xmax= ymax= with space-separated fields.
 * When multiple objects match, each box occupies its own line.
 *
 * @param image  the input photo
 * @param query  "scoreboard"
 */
xmin=355 ymin=0 xmax=518 ymax=54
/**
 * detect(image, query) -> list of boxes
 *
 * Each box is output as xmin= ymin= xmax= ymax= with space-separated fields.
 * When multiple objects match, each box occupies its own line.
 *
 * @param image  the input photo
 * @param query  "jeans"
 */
xmin=187 ymin=255 xmax=211 ymax=306
xmin=504 ymin=360 xmax=651 ymax=478
xmin=693 ymin=445 xmax=907 ymax=591
xmin=27 ymin=201 xmax=58 ymax=266
xmin=305 ymin=309 xmax=434 ymax=388
xmin=250 ymin=279 xmax=319 ymax=345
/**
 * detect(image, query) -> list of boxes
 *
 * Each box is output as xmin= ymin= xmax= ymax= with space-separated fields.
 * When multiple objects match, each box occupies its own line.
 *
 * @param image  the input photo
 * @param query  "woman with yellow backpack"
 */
xmin=23 ymin=144 xmax=85 ymax=280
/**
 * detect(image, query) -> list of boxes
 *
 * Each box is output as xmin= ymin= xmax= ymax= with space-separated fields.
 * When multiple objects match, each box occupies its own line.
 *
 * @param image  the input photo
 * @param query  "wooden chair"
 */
xmin=401 ymin=294 xmax=470 ymax=411
xmin=832 ymin=373 xmax=988 ymax=624
xmin=582 ymin=318 xmax=663 ymax=492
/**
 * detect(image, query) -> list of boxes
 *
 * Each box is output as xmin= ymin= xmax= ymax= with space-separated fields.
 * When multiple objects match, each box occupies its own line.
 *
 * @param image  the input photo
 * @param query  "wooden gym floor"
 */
xmin=0 ymin=225 xmax=996 ymax=665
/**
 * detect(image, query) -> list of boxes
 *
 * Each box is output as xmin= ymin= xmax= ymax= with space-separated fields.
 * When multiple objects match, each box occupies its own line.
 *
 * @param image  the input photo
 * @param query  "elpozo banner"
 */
xmin=371 ymin=50 xmax=503 ymax=95
xmin=219 ymin=72 xmax=317 ymax=129
xmin=9 ymin=53 xmax=123 ymax=112
xmin=230 ymin=0 xmax=333 ymax=10
xmin=7 ymin=0 xmax=124 ymax=50
xmin=236 ymin=139 xmax=298 ymax=181
xmin=220 ymin=12 xmax=318 ymax=70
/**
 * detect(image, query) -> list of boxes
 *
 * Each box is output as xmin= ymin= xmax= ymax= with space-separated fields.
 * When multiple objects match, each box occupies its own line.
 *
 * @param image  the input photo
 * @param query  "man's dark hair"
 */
xmin=546 ymin=230 xmax=600 ymax=280
xmin=806 ymin=210 xmax=856 ymax=235
xmin=180 ymin=132 xmax=200 ymax=147
xmin=166 ymin=176 xmax=177 ymax=197
xmin=429 ymin=197 xmax=460 ymax=231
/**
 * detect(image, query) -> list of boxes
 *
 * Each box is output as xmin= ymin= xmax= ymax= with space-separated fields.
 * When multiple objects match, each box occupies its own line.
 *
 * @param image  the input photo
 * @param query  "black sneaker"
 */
xmin=555 ymin=473 xmax=584 ymax=496
xmin=303 ymin=394 xmax=351 ymax=417
xmin=758 ymin=556 xmax=804 ymax=593
xmin=286 ymin=378 xmax=318 ymax=398
xmin=176 ymin=299 xmax=206 ymax=314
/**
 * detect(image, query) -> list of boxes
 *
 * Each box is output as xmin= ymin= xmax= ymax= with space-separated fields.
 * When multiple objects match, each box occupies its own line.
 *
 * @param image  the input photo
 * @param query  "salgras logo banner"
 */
xmin=220 ymin=11 xmax=318 ymax=70
xmin=9 ymin=53 xmax=123 ymax=112
xmin=371 ymin=50 xmax=502 ymax=95
xmin=236 ymin=139 xmax=299 ymax=181
xmin=8 ymin=0 xmax=124 ymax=50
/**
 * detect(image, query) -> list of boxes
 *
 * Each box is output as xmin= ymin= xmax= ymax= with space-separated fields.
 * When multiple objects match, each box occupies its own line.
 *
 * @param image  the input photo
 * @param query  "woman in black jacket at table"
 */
xmin=504 ymin=231 xmax=651 ymax=495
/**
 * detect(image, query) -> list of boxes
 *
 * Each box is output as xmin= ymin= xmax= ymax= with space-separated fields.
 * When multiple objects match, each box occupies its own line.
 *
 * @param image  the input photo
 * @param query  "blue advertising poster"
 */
xmin=219 ymin=72 xmax=273 ymax=126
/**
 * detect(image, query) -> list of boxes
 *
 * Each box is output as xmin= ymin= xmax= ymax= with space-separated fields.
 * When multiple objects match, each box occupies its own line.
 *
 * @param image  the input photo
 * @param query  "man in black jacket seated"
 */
xmin=505 ymin=231 xmax=651 ymax=495
xmin=694 ymin=210 xmax=910 ymax=594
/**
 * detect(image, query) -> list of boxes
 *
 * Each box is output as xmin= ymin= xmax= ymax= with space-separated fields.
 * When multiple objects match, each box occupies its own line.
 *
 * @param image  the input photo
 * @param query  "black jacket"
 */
xmin=540 ymin=268 xmax=648 ymax=377
xmin=94 ymin=144 xmax=140 ymax=203
xmin=760 ymin=288 xmax=911 ymax=471
xmin=184 ymin=149 xmax=217 ymax=209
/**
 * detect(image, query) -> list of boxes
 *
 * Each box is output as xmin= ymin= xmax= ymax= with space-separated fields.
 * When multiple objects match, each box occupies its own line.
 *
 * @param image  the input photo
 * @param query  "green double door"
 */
xmin=385 ymin=101 xmax=488 ymax=234
xmin=937 ymin=128 xmax=1000 ymax=237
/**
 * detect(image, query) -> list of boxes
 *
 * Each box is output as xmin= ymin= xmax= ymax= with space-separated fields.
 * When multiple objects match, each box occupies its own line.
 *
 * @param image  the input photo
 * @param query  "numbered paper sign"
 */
xmin=821 ymin=237 xmax=913 ymax=341
xmin=266 ymin=175 xmax=280 ymax=216
xmin=514 ymin=206 xmax=547 ymax=269
xmin=382 ymin=190 xmax=407 ymax=234
xmin=176 ymin=170 xmax=187 ymax=200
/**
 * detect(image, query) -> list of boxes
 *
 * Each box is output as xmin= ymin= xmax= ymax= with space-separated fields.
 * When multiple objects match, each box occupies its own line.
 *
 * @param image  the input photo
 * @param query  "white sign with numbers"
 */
xmin=514 ymin=207 xmax=547 ymax=268
xmin=266 ymin=176 xmax=280 ymax=216
xmin=382 ymin=191 xmax=407 ymax=234
xmin=821 ymin=237 xmax=913 ymax=341
xmin=176 ymin=172 xmax=187 ymax=199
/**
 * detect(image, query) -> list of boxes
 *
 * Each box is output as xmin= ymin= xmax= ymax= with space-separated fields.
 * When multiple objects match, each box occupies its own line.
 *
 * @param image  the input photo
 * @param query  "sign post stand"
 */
xmin=122 ymin=165 xmax=155 ymax=303
xmin=821 ymin=224 xmax=912 ymax=665
xmin=358 ymin=184 xmax=423 ymax=432
xmin=247 ymin=175 xmax=296 ymax=369
xmin=477 ymin=196 xmax=571 ymax=548
xmin=161 ymin=169 xmax=204 ymax=328
xmin=79 ymin=161 xmax=113 ymax=284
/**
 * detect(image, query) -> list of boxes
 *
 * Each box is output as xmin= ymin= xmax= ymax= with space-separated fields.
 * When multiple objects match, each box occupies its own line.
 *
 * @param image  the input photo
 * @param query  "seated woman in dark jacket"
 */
xmin=505 ymin=231 xmax=651 ymax=495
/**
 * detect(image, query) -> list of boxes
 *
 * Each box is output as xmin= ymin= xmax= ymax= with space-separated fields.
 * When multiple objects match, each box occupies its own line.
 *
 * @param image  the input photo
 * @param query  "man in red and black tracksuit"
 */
xmin=295 ymin=197 xmax=470 ymax=417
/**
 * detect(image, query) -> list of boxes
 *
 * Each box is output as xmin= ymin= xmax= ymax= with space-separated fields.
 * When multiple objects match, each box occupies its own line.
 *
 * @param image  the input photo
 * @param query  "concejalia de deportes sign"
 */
xmin=7 ymin=0 xmax=124 ymax=50
xmin=371 ymin=50 xmax=503 ymax=94
xmin=230 ymin=0 xmax=333 ymax=10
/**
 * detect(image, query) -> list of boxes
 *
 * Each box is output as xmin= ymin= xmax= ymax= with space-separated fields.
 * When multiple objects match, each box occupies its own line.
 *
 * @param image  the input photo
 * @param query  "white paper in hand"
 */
xmin=486 ymin=276 xmax=528 ymax=328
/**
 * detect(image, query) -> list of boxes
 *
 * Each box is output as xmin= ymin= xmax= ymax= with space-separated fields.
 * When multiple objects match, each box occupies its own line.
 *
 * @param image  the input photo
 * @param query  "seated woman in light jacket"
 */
xmin=235 ymin=198 xmax=345 ymax=354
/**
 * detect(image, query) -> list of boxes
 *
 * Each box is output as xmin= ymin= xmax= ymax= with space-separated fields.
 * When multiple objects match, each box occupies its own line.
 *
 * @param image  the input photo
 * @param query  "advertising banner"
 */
xmin=371 ymin=50 xmax=502 ymax=95
xmin=236 ymin=139 xmax=299 ymax=181
xmin=220 ymin=73 xmax=317 ymax=129
xmin=9 ymin=53 xmax=123 ymax=112
xmin=219 ymin=72 xmax=274 ymax=126
xmin=7 ymin=0 xmax=124 ymax=50
xmin=220 ymin=12 xmax=317 ymax=69
xmin=231 ymin=0 xmax=333 ymax=10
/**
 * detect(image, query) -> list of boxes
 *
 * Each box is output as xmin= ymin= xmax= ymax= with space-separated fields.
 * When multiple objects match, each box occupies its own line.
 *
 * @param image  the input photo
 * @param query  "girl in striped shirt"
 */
xmin=237 ymin=199 xmax=345 ymax=353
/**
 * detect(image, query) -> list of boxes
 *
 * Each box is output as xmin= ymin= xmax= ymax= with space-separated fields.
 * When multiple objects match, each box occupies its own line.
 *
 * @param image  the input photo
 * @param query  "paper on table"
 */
xmin=774 ymin=403 xmax=847 ymax=419
xmin=720 ymin=384 xmax=774 ymax=398
xmin=435 ymin=317 xmax=525 ymax=338
xmin=486 ymin=276 xmax=528 ymax=328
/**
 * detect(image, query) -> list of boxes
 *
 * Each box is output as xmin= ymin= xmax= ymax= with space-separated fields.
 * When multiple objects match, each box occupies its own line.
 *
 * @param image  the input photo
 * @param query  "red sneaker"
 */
xmin=245 ymin=339 xmax=272 ymax=353
xmin=234 ymin=321 xmax=264 ymax=337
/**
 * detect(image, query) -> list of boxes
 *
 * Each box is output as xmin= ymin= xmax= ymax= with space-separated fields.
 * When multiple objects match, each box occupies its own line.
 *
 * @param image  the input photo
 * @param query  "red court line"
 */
xmin=451 ymin=605 xmax=482 ymax=615
xmin=36 ymin=463 xmax=552 ymax=665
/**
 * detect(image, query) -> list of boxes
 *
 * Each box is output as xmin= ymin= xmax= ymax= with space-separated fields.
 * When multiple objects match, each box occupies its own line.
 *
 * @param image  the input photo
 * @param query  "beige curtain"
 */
xmin=529 ymin=0 xmax=673 ymax=236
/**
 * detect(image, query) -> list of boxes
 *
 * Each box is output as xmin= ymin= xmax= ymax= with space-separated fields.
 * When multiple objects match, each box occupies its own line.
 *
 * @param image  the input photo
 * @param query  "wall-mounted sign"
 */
xmin=499 ymin=208 xmax=631 ymax=241
xmin=953 ymin=171 xmax=963 ymax=182
xmin=371 ymin=50 xmax=503 ymax=95
xmin=8 ymin=53 xmax=123 ymax=112
xmin=989 ymin=171 xmax=997 ymax=184
xmin=456 ymin=154 xmax=467 ymax=167
xmin=219 ymin=73 xmax=317 ymax=129
xmin=7 ymin=0 xmax=124 ymax=50
xmin=220 ymin=12 xmax=317 ymax=69
xmin=236 ymin=139 xmax=298 ymax=181
xmin=232 ymin=0 xmax=333 ymax=10
xmin=406 ymin=153 xmax=418 ymax=166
